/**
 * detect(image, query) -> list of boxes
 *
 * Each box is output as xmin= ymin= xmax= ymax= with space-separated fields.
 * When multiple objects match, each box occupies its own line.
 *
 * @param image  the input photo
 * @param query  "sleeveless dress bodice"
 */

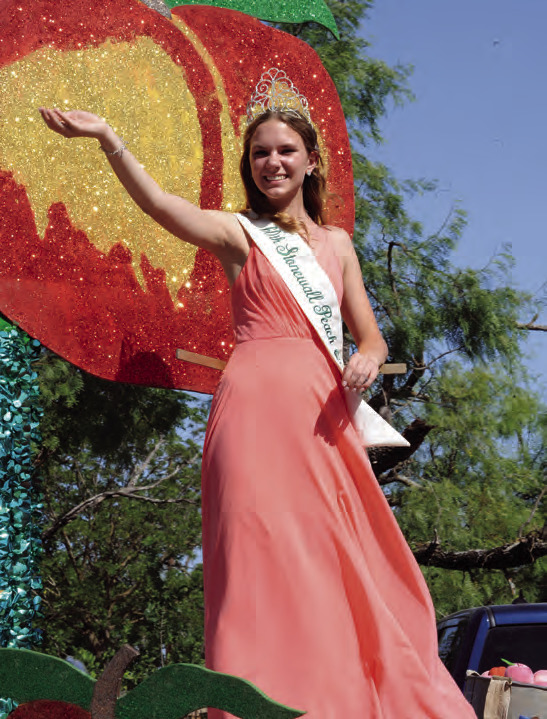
xmin=231 ymin=233 xmax=343 ymax=345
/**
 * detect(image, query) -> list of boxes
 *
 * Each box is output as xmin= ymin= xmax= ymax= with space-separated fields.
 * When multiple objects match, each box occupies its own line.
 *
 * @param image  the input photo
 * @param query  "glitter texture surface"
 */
xmin=0 ymin=0 xmax=353 ymax=394
xmin=0 ymin=324 xmax=43 ymax=719
xmin=166 ymin=0 xmax=340 ymax=39
xmin=1 ymin=39 xmax=202 ymax=293
xmin=139 ymin=0 xmax=172 ymax=18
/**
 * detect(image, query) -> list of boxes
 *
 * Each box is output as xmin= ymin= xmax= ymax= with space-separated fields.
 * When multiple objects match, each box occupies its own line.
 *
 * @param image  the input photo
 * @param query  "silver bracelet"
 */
xmin=100 ymin=138 xmax=127 ymax=158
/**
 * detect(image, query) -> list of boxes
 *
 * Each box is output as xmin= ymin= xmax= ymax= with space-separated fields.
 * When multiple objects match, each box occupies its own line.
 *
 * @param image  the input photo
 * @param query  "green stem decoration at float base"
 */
xmin=0 ymin=320 xmax=43 ymax=719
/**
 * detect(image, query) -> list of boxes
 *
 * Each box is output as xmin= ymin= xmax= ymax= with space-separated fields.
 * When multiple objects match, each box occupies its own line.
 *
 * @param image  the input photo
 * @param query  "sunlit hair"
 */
xmin=239 ymin=110 xmax=328 ymax=235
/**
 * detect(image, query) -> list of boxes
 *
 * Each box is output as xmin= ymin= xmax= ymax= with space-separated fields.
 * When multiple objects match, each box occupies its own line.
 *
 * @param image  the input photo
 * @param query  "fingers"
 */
xmin=39 ymin=107 xmax=65 ymax=134
xmin=38 ymin=107 xmax=75 ymax=137
xmin=341 ymin=354 xmax=379 ymax=392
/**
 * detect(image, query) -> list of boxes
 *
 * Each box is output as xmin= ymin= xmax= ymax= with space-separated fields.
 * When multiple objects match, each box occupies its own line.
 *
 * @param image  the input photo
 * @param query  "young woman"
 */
xmin=40 ymin=99 xmax=474 ymax=718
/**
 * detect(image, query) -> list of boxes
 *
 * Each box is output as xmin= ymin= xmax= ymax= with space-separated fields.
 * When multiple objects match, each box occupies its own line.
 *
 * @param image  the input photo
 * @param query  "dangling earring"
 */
xmin=306 ymin=169 xmax=313 ymax=176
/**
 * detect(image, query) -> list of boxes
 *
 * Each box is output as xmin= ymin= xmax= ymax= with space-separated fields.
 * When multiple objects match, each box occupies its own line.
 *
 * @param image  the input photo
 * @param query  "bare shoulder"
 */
xmin=323 ymin=224 xmax=353 ymax=248
xmin=322 ymin=225 xmax=356 ymax=264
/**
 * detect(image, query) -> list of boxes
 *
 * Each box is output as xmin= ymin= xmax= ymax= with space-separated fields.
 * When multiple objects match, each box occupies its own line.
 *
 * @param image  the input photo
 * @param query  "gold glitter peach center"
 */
xmin=0 ymin=37 xmax=217 ymax=297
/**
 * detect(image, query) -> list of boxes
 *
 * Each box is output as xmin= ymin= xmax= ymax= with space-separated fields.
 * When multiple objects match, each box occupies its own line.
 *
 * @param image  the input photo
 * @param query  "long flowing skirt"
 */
xmin=201 ymin=333 xmax=474 ymax=718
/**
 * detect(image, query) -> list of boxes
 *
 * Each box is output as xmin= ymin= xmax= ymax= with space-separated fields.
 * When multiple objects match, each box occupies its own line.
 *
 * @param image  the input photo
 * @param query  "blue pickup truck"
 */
xmin=437 ymin=603 xmax=547 ymax=690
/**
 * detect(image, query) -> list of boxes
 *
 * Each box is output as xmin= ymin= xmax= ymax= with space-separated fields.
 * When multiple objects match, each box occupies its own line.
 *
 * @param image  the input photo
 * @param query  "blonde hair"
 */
xmin=239 ymin=110 xmax=328 ymax=235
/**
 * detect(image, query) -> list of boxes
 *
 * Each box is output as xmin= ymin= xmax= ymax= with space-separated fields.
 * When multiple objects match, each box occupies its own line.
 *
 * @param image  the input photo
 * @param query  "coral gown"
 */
xmin=201 ymin=229 xmax=475 ymax=719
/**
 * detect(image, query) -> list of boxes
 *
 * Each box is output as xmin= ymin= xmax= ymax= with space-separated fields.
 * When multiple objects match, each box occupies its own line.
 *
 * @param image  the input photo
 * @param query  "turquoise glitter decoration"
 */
xmin=0 ymin=321 xmax=43 ymax=719
xmin=168 ymin=0 xmax=340 ymax=38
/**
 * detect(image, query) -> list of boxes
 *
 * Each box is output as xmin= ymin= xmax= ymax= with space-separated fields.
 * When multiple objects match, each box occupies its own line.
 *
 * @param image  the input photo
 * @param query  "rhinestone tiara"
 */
xmin=246 ymin=68 xmax=312 ymax=125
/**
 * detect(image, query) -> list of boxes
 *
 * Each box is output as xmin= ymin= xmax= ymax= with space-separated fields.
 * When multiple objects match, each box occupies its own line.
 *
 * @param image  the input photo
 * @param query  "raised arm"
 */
xmin=38 ymin=108 xmax=246 ymax=260
xmin=331 ymin=228 xmax=388 ymax=391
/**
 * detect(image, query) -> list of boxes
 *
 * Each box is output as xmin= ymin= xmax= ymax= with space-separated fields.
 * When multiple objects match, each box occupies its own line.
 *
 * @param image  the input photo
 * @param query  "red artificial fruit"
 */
xmin=488 ymin=666 xmax=506 ymax=677
xmin=9 ymin=700 xmax=90 ymax=719
xmin=0 ymin=0 xmax=354 ymax=394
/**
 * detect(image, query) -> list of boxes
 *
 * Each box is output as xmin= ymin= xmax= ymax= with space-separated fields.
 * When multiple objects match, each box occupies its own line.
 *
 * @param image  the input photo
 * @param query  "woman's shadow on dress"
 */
xmin=314 ymin=387 xmax=349 ymax=446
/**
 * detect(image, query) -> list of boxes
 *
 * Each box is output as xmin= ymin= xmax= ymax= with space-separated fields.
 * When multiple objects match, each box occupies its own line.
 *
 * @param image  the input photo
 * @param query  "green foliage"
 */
xmin=394 ymin=362 xmax=546 ymax=615
xmin=359 ymin=217 xmax=526 ymax=366
xmin=37 ymin=352 xmax=207 ymax=685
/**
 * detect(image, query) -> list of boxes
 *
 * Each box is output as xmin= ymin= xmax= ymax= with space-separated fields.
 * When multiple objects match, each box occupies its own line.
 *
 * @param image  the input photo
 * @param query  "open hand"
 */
xmin=341 ymin=351 xmax=380 ymax=392
xmin=39 ymin=107 xmax=108 ymax=141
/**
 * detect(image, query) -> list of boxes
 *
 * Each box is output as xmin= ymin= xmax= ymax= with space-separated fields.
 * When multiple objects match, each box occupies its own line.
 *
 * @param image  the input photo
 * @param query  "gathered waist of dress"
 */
xmin=230 ymin=334 xmax=338 ymax=373
xmin=235 ymin=335 xmax=316 ymax=346
xmin=234 ymin=318 xmax=317 ymax=345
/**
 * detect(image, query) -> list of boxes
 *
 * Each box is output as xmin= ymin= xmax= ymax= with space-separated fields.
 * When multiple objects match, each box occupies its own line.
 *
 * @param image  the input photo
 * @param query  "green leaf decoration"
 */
xmin=168 ymin=0 xmax=339 ymax=38
xmin=0 ymin=649 xmax=94 ymax=709
xmin=0 ymin=650 xmax=305 ymax=718
xmin=116 ymin=664 xmax=305 ymax=719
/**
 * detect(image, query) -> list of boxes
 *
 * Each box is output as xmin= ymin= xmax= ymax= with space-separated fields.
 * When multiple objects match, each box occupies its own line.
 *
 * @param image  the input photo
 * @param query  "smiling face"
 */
xmin=248 ymin=119 xmax=317 ymax=212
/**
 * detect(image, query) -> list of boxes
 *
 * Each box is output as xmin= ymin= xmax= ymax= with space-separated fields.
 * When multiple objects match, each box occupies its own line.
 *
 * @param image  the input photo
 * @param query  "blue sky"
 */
xmin=360 ymin=0 xmax=546 ymax=391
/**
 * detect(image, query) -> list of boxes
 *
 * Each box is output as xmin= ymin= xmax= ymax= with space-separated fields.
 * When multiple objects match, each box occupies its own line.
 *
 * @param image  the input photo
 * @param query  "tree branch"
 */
xmin=43 ymin=481 xmax=196 ymax=542
xmin=378 ymin=469 xmax=422 ymax=489
xmin=59 ymin=528 xmax=84 ymax=582
xmin=369 ymin=417 xmax=434 ymax=478
xmin=416 ymin=346 xmax=464 ymax=370
xmin=127 ymin=438 xmax=165 ymax=486
xmin=116 ymin=493 xmax=196 ymax=505
xmin=387 ymin=240 xmax=401 ymax=306
xmin=112 ymin=582 xmax=140 ymax=605
xmin=413 ymin=528 xmax=547 ymax=570
xmin=518 ymin=486 xmax=547 ymax=538
xmin=362 ymin=283 xmax=393 ymax=322
xmin=517 ymin=321 xmax=547 ymax=332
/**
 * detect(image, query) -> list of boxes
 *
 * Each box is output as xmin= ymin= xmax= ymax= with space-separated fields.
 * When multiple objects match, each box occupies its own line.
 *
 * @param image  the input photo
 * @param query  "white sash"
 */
xmin=236 ymin=214 xmax=409 ymax=448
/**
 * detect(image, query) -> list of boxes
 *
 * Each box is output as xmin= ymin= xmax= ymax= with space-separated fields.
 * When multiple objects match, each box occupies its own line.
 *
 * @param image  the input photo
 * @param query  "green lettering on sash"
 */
xmin=263 ymin=225 xmax=284 ymax=243
xmin=261 ymin=221 xmax=341 ymax=352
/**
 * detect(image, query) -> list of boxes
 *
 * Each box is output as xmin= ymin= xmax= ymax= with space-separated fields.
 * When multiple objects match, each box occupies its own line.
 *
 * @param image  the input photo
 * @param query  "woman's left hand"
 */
xmin=341 ymin=352 xmax=380 ymax=392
